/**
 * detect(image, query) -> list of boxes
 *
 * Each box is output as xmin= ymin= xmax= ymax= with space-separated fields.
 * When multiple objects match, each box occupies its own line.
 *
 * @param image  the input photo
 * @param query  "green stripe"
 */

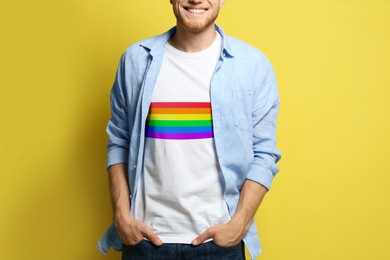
xmin=148 ymin=120 xmax=212 ymax=127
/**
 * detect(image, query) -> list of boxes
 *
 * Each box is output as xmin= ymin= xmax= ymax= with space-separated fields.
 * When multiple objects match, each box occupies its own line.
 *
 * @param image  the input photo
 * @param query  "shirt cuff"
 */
xmin=246 ymin=163 xmax=279 ymax=191
xmin=106 ymin=147 xmax=129 ymax=170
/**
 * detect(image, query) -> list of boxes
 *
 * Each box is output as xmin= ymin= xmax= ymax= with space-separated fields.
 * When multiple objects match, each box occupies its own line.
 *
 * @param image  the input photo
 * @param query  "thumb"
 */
xmin=192 ymin=228 xmax=214 ymax=246
xmin=141 ymin=224 xmax=163 ymax=246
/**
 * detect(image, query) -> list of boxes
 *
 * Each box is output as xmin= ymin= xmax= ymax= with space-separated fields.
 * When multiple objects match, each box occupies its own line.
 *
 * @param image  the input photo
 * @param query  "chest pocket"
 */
xmin=233 ymin=89 xmax=253 ymax=132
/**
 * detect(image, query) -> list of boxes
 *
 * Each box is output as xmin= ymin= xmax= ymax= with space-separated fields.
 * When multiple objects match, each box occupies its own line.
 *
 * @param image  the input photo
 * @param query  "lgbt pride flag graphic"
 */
xmin=145 ymin=102 xmax=214 ymax=140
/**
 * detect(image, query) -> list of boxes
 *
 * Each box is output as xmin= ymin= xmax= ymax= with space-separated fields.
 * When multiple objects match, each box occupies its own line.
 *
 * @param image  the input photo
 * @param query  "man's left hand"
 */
xmin=191 ymin=218 xmax=246 ymax=247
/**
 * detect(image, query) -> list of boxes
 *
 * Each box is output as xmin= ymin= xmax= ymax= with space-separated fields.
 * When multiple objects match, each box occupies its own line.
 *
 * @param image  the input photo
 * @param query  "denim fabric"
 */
xmin=97 ymin=25 xmax=281 ymax=260
xmin=122 ymin=240 xmax=245 ymax=260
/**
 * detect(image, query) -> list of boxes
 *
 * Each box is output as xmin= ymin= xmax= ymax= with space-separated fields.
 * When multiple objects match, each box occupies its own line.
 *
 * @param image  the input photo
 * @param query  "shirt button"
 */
xmin=133 ymin=164 xmax=137 ymax=169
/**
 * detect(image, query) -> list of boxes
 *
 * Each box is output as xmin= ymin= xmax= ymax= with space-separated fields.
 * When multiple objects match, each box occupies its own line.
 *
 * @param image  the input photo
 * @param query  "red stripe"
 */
xmin=150 ymin=102 xmax=211 ymax=108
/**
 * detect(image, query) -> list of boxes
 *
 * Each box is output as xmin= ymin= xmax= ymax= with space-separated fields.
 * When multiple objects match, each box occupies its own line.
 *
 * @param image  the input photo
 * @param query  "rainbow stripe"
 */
xmin=145 ymin=102 xmax=214 ymax=140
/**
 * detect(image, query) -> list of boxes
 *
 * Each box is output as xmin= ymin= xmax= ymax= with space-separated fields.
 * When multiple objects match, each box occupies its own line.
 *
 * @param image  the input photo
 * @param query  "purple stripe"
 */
xmin=146 ymin=132 xmax=213 ymax=140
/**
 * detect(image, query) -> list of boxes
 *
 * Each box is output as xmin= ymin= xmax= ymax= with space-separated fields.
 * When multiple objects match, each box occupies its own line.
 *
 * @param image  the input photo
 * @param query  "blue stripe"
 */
xmin=146 ymin=126 xmax=213 ymax=134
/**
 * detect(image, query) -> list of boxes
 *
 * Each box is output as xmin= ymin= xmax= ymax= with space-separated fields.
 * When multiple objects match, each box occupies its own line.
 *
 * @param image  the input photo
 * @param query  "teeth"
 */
xmin=188 ymin=8 xmax=206 ymax=14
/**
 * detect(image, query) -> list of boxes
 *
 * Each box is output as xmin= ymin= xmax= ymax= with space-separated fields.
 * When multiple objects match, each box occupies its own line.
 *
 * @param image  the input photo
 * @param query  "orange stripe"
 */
xmin=150 ymin=108 xmax=211 ymax=114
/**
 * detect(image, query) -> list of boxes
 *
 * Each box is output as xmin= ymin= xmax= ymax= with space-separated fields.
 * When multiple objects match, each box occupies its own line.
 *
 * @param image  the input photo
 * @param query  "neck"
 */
xmin=169 ymin=24 xmax=217 ymax=52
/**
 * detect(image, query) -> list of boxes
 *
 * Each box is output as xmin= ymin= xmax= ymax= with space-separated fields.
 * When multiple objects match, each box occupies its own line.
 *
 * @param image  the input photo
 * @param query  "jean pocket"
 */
xmin=122 ymin=239 xmax=145 ymax=249
xmin=212 ymin=240 xmax=243 ymax=250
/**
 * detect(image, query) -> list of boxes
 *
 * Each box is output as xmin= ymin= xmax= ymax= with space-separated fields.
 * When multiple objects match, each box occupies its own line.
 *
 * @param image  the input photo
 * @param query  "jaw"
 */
xmin=172 ymin=1 xmax=220 ymax=33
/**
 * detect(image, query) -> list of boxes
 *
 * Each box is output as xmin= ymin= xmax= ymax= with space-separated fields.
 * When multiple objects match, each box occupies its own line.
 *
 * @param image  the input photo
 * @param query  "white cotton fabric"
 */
xmin=133 ymin=32 xmax=231 ymax=243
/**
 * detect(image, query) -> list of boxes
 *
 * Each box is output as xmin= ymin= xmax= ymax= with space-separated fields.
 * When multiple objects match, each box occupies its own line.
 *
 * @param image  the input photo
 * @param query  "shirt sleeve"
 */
xmin=106 ymin=53 xmax=129 ymax=170
xmin=246 ymin=58 xmax=281 ymax=191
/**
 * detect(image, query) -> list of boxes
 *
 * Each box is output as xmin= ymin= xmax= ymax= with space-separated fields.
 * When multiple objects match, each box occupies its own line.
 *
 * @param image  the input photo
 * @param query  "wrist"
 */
xmin=114 ymin=209 xmax=131 ymax=223
xmin=229 ymin=216 xmax=247 ymax=237
xmin=230 ymin=213 xmax=252 ymax=235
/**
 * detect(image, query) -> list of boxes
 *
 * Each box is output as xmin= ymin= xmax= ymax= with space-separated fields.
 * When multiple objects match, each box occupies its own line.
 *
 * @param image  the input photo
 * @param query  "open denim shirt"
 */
xmin=97 ymin=25 xmax=281 ymax=260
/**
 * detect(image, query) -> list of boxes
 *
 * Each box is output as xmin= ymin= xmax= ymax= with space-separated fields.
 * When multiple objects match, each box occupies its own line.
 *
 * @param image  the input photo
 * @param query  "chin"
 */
xmin=180 ymin=19 xmax=215 ymax=32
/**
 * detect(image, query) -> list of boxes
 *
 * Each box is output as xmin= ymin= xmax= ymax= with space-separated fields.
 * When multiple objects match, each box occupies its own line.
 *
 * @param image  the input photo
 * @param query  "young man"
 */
xmin=98 ymin=1 xmax=281 ymax=259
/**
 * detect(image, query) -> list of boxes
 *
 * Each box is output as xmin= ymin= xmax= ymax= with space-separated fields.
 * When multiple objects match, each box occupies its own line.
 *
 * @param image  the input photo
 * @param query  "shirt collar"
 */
xmin=140 ymin=24 xmax=234 ymax=58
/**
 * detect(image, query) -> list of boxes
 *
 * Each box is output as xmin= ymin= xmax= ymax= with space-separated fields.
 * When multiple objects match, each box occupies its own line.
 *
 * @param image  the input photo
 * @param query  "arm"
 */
xmin=192 ymin=57 xmax=280 ymax=246
xmin=106 ymin=54 xmax=161 ymax=246
xmin=108 ymin=163 xmax=162 ymax=246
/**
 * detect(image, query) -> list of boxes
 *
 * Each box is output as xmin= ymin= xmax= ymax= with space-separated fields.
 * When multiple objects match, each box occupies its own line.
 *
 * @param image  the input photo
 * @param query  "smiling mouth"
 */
xmin=184 ymin=7 xmax=207 ymax=14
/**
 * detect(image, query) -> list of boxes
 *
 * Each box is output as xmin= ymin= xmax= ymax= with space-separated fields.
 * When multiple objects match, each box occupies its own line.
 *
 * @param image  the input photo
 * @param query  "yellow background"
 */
xmin=1 ymin=0 xmax=389 ymax=259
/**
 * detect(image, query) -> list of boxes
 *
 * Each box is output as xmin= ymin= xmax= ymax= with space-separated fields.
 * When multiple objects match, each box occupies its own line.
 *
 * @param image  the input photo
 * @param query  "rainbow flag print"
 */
xmin=145 ymin=102 xmax=214 ymax=140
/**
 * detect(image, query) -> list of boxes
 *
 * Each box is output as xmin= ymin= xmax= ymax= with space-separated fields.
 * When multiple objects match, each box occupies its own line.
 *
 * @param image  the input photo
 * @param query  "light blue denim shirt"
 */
xmin=97 ymin=25 xmax=281 ymax=260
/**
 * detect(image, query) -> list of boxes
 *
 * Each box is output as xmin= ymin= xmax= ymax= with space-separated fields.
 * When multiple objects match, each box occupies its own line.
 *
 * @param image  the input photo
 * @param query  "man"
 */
xmin=98 ymin=0 xmax=281 ymax=259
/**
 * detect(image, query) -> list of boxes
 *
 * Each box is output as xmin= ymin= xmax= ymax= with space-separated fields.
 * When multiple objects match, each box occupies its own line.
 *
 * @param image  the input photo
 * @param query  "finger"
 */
xmin=141 ymin=224 xmax=163 ymax=246
xmin=192 ymin=228 xmax=214 ymax=246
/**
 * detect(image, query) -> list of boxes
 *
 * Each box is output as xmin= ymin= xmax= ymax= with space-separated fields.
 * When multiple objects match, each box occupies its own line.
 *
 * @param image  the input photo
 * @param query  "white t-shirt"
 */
xmin=133 ymin=32 xmax=230 ymax=243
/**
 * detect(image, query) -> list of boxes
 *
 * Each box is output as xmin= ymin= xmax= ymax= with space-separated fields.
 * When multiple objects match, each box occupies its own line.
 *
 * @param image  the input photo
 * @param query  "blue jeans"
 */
xmin=121 ymin=240 xmax=245 ymax=260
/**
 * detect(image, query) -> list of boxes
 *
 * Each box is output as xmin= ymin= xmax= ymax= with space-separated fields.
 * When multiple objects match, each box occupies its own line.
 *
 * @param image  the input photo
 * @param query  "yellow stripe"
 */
xmin=147 ymin=114 xmax=212 ymax=121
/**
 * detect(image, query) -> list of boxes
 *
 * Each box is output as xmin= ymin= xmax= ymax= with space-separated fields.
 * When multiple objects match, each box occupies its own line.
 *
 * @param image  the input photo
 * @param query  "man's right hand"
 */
xmin=114 ymin=213 xmax=163 ymax=246
xmin=108 ymin=164 xmax=162 ymax=246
